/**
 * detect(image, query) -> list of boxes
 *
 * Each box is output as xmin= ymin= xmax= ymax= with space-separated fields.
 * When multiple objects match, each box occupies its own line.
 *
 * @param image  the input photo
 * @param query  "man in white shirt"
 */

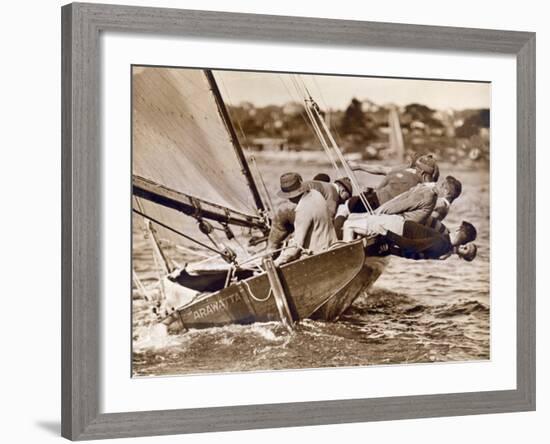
xmin=268 ymin=176 xmax=351 ymax=251
xmin=273 ymin=172 xmax=337 ymax=266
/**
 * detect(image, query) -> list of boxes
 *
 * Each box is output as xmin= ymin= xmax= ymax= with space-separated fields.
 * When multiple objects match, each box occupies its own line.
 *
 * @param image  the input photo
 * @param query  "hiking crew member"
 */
xmin=343 ymin=213 xmax=477 ymax=261
xmin=423 ymin=189 xmax=459 ymax=235
xmin=353 ymin=154 xmax=439 ymax=208
xmin=312 ymin=173 xmax=331 ymax=183
xmin=334 ymin=154 xmax=439 ymax=236
xmin=385 ymin=220 xmax=477 ymax=261
xmin=424 ymin=213 xmax=450 ymax=235
xmin=303 ymin=176 xmax=352 ymax=219
xmin=343 ymin=214 xmax=406 ymax=241
xmin=268 ymin=176 xmax=352 ymax=249
xmin=273 ymin=173 xmax=337 ymax=266
xmin=376 ymin=176 xmax=462 ymax=225
xmin=341 ymin=176 xmax=462 ymax=236
xmin=267 ymin=203 xmax=296 ymax=252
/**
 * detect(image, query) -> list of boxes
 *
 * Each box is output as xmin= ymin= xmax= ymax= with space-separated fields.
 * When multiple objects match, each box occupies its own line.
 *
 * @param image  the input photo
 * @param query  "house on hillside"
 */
xmin=250 ymin=137 xmax=289 ymax=152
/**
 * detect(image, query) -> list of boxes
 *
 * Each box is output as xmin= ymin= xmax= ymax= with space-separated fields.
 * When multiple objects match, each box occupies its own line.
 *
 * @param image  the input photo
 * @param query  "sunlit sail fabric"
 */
xmin=132 ymin=67 xmax=259 ymax=248
xmin=388 ymin=106 xmax=405 ymax=162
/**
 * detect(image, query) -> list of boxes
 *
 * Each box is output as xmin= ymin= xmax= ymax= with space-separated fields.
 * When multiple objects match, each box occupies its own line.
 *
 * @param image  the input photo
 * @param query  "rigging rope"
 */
xmin=277 ymin=76 xmax=320 ymax=138
xmin=237 ymin=243 xmax=309 ymax=268
xmin=278 ymin=75 xmax=344 ymax=176
xmin=305 ymin=100 xmax=342 ymax=173
xmin=135 ymin=197 xmax=174 ymax=271
xmin=289 ymin=75 xmax=342 ymax=174
xmin=241 ymin=280 xmax=272 ymax=303
xmin=248 ymin=154 xmax=274 ymax=217
xmin=134 ymin=197 xmax=172 ymax=301
xmin=150 ymin=240 xmax=167 ymax=301
xmin=309 ymin=75 xmax=347 ymax=150
xmin=293 ymin=75 xmax=374 ymax=215
xmin=132 ymin=208 xmax=233 ymax=260
xmin=312 ymin=101 xmax=374 ymax=214
xmin=132 ymin=269 xmax=152 ymax=301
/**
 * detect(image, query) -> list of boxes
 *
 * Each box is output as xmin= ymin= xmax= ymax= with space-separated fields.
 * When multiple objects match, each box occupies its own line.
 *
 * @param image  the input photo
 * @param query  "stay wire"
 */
xmin=291 ymin=75 xmax=342 ymax=174
xmin=294 ymin=75 xmax=373 ymax=214
xmin=132 ymin=208 xmax=230 ymax=259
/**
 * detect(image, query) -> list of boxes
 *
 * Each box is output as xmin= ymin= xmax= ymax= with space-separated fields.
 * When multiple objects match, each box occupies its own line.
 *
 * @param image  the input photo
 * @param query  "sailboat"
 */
xmin=132 ymin=66 xmax=387 ymax=334
xmin=388 ymin=105 xmax=406 ymax=162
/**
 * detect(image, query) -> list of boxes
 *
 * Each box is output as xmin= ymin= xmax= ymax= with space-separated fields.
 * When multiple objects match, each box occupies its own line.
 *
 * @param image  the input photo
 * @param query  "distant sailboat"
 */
xmin=132 ymin=67 xmax=386 ymax=333
xmin=388 ymin=105 xmax=406 ymax=162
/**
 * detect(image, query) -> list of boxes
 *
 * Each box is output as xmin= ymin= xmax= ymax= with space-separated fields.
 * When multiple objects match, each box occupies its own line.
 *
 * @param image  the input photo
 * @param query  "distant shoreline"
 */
xmin=250 ymin=149 xmax=489 ymax=172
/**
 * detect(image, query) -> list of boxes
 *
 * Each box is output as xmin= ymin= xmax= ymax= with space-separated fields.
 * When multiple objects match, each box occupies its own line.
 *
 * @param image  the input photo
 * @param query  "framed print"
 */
xmin=61 ymin=2 xmax=535 ymax=440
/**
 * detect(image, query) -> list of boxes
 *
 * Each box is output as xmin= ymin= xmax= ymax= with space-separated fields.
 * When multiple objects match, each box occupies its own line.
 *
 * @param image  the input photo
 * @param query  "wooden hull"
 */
xmin=162 ymin=240 xmax=384 ymax=333
xmin=311 ymin=256 xmax=387 ymax=321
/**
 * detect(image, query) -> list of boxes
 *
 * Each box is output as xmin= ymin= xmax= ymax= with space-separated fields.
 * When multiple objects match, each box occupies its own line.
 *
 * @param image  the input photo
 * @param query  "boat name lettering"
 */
xmin=193 ymin=293 xmax=242 ymax=320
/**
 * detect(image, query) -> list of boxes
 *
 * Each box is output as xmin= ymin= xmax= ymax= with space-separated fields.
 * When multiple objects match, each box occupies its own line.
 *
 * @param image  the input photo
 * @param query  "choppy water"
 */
xmin=132 ymin=158 xmax=490 ymax=377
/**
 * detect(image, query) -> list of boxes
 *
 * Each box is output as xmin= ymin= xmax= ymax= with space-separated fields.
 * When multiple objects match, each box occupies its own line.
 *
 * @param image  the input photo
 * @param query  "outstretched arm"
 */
xmin=351 ymin=163 xmax=392 ymax=176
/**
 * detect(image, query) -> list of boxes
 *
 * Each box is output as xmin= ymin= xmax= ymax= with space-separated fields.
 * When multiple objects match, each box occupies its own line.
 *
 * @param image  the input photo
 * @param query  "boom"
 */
xmin=133 ymin=175 xmax=268 ymax=230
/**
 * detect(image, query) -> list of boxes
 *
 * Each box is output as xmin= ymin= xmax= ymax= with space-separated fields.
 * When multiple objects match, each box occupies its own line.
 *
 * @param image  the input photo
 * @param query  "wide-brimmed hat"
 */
xmin=277 ymin=172 xmax=306 ymax=199
xmin=334 ymin=177 xmax=353 ymax=196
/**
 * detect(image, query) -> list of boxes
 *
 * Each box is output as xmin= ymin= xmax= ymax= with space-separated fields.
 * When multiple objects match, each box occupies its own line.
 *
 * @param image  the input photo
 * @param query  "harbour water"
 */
xmin=132 ymin=157 xmax=490 ymax=376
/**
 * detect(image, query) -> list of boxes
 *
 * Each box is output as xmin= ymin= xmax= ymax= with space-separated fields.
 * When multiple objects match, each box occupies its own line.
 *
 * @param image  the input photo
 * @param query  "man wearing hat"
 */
xmin=268 ymin=175 xmax=351 ymax=252
xmin=272 ymin=172 xmax=337 ymax=266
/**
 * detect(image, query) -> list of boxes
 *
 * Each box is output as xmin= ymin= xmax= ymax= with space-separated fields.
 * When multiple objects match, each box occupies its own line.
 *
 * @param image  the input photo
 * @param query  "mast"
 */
xmin=204 ymin=70 xmax=266 ymax=213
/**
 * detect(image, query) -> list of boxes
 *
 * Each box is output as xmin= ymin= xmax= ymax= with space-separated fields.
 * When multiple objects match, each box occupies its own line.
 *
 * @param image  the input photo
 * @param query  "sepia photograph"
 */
xmin=131 ymin=65 xmax=490 ymax=377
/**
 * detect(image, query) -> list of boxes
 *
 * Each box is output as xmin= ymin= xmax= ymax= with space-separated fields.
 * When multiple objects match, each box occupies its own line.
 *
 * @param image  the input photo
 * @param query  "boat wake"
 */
xmin=132 ymin=285 xmax=489 ymax=377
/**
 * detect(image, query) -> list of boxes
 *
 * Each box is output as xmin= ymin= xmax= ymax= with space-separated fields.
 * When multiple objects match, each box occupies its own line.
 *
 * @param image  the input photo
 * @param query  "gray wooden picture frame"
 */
xmin=61 ymin=2 xmax=536 ymax=440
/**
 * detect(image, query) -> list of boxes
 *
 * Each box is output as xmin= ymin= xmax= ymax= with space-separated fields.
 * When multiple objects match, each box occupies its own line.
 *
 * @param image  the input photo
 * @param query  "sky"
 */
xmin=215 ymin=70 xmax=491 ymax=111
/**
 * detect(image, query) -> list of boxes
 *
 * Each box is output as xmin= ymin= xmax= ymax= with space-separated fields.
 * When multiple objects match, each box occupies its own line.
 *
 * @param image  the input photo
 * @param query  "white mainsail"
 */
xmin=132 ymin=67 xmax=265 ymax=255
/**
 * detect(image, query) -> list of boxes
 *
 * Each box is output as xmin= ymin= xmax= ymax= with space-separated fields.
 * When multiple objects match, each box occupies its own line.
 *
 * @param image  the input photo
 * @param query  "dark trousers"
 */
xmin=348 ymin=189 xmax=381 ymax=213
